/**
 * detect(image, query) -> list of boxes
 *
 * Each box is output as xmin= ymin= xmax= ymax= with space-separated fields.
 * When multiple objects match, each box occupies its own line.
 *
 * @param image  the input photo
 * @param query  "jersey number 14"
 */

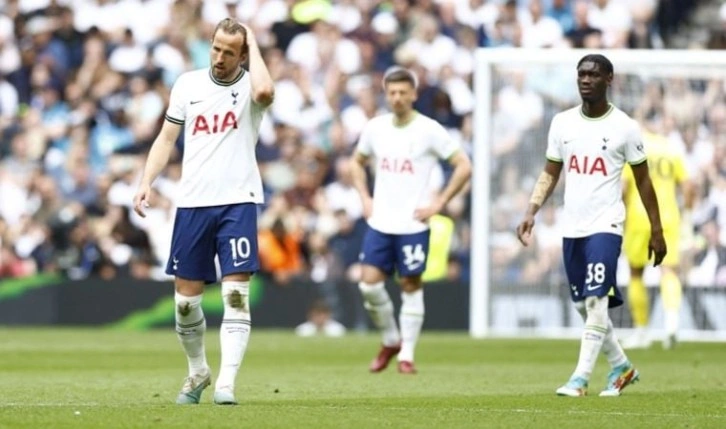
xmin=402 ymin=244 xmax=426 ymax=269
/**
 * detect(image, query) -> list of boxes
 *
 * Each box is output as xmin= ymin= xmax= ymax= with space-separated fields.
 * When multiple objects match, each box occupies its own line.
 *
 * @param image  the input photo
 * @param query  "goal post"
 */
xmin=471 ymin=48 xmax=726 ymax=340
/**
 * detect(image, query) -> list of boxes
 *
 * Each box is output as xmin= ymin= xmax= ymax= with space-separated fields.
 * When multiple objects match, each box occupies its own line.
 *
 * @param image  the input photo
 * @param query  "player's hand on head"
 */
xmin=516 ymin=216 xmax=535 ymax=247
xmin=239 ymin=22 xmax=255 ymax=40
xmin=133 ymin=186 xmax=151 ymax=218
xmin=648 ymin=230 xmax=667 ymax=267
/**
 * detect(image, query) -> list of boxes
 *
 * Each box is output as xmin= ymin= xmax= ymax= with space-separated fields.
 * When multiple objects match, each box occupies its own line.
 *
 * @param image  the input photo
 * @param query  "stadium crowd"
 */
xmin=0 ymin=0 xmax=721 ymax=308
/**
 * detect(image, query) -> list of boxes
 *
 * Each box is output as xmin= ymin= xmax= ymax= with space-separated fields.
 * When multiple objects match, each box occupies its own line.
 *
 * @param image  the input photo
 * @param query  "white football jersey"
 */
xmin=546 ymin=104 xmax=646 ymax=238
xmin=165 ymin=68 xmax=266 ymax=208
xmin=356 ymin=112 xmax=460 ymax=234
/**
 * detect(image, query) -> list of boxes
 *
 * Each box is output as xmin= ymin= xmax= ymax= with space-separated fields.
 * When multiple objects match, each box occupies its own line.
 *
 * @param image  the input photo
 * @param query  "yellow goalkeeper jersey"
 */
xmin=623 ymin=130 xmax=687 ymax=231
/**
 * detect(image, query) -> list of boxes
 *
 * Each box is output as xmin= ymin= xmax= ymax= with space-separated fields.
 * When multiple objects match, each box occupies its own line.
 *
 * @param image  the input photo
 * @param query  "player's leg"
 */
xmin=213 ymin=203 xmax=261 ymax=404
xmin=559 ymin=234 xmax=629 ymax=396
xmin=569 ymin=294 xmax=609 ymax=384
xmin=588 ymin=299 xmax=639 ymax=397
xmin=358 ymin=227 xmax=400 ymax=372
xmin=167 ymin=208 xmax=218 ymax=404
xmin=394 ymin=230 xmax=431 ymax=374
xmin=623 ymin=228 xmax=651 ymax=349
xmin=556 ymin=237 xmax=590 ymax=396
xmin=174 ymin=278 xmax=211 ymax=405
xmin=573 ymin=300 xmax=628 ymax=373
xmin=583 ymin=233 xmax=639 ymax=396
xmin=623 ymin=266 xmax=652 ymax=349
xmin=660 ymin=265 xmax=682 ymax=349
xmin=660 ymin=226 xmax=683 ymax=349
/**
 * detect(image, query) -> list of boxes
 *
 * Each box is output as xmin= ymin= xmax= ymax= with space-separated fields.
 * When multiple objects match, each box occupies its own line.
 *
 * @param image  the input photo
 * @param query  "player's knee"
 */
xmin=175 ymin=278 xmax=204 ymax=296
xmin=573 ymin=300 xmax=586 ymax=320
xmin=399 ymin=276 xmax=422 ymax=292
xmin=358 ymin=281 xmax=393 ymax=312
xmin=584 ymin=296 xmax=608 ymax=326
xmin=401 ymin=289 xmax=424 ymax=315
xmin=358 ymin=280 xmax=385 ymax=299
xmin=222 ymin=281 xmax=250 ymax=314
xmin=175 ymin=293 xmax=202 ymax=317
xmin=630 ymin=267 xmax=644 ymax=278
xmin=360 ymin=265 xmax=386 ymax=284
xmin=223 ymin=272 xmax=251 ymax=282
xmin=661 ymin=265 xmax=678 ymax=276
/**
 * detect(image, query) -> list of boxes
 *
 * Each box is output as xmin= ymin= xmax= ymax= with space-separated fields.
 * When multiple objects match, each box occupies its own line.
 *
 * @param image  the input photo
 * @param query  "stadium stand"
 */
xmin=0 ymin=0 xmax=721 ymax=323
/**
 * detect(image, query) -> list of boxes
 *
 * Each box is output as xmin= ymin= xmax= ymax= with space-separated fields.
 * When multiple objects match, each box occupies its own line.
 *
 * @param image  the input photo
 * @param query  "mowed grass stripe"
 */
xmin=0 ymin=329 xmax=724 ymax=429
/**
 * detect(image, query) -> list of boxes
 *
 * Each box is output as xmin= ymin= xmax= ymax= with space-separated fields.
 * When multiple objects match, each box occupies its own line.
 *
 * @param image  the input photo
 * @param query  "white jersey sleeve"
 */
xmin=545 ymin=114 xmax=563 ymax=162
xmin=165 ymin=74 xmax=188 ymax=124
xmin=624 ymin=119 xmax=647 ymax=165
xmin=429 ymin=122 xmax=459 ymax=160
xmin=355 ymin=121 xmax=373 ymax=157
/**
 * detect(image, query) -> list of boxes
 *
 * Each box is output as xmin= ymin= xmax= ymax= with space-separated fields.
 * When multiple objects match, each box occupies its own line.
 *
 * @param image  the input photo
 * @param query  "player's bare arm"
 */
xmin=631 ymin=161 xmax=667 ymax=266
xmin=243 ymin=25 xmax=274 ymax=107
xmin=133 ymin=120 xmax=182 ymax=217
xmin=350 ymin=152 xmax=373 ymax=218
xmin=414 ymin=150 xmax=472 ymax=222
xmin=517 ymin=159 xmax=562 ymax=246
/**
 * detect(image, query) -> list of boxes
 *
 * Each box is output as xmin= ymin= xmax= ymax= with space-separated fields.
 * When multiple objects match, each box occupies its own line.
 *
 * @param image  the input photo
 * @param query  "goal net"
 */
xmin=471 ymin=48 xmax=726 ymax=341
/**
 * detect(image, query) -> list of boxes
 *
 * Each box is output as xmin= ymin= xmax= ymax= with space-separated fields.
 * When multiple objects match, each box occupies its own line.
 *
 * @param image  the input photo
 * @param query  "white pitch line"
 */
xmin=503 ymin=408 xmax=725 ymax=419
xmin=0 ymin=403 xmax=723 ymax=419
xmin=257 ymin=405 xmax=726 ymax=419
xmin=0 ymin=403 xmax=101 ymax=407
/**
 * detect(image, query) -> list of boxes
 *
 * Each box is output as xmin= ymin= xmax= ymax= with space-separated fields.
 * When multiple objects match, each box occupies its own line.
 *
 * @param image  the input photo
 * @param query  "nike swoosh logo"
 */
xmin=563 ymin=140 xmax=572 ymax=144
xmin=587 ymin=284 xmax=602 ymax=291
xmin=190 ymin=100 xmax=203 ymax=105
xmin=173 ymin=258 xmax=179 ymax=264
xmin=233 ymin=260 xmax=249 ymax=267
xmin=407 ymin=262 xmax=423 ymax=271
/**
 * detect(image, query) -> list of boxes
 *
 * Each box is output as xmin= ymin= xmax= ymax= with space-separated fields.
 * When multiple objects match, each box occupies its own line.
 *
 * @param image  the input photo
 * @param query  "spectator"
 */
xmin=547 ymin=0 xmax=574 ymax=34
xmin=294 ymin=299 xmax=346 ymax=337
xmin=258 ymin=198 xmax=304 ymax=285
xmin=521 ymin=0 xmax=564 ymax=48
xmin=587 ymin=0 xmax=632 ymax=48
xmin=0 ymin=73 xmax=19 ymax=136
xmin=688 ymin=218 xmax=726 ymax=287
xmin=565 ymin=0 xmax=602 ymax=48
xmin=627 ymin=4 xmax=663 ymax=49
xmin=0 ymin=0 xmax=713 ymax=300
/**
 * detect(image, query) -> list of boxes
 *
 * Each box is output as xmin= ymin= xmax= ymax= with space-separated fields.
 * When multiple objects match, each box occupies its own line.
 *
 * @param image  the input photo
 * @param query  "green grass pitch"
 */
xmin=0 ymin=328 xmax=724 ymax=429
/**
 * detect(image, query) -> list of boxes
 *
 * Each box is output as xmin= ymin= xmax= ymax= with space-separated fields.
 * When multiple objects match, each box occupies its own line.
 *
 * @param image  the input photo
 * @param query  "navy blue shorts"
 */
xmin=359 ymin=226 xmax=430 ymax=277
xmin=166 ymin=203 xmax=259 ymax=283
xmin=562 ymin=233 xmax=623 ymax=308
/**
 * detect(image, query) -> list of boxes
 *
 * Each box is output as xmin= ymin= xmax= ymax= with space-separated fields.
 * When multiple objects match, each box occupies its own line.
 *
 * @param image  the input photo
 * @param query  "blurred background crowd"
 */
xmin=1 ymin=0 xmax=725 ymax=328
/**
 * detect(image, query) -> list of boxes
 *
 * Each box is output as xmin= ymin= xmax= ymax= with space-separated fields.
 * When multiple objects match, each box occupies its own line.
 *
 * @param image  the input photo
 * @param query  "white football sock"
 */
xmin=359 ymin=281 xmax=400 ymax=347
xmin=174 ymin=292 xmax=208 ymax=376
xmin=398 ymin=289 xmax=424 ymax=362
xmin=573 ymin=297 xmax=608 ymax=380
xmin=574 ymin=301 xmax=627 ymax=369
xmin=216 ymin=281 xmax=251 ymax=391
xmin=601 ymin=318 xmax=629 ymax=369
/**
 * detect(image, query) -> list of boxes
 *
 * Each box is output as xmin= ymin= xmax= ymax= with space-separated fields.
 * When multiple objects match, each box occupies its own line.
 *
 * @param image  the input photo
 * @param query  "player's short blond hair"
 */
xmin=212 ymin=18 xmax=248 ymax=55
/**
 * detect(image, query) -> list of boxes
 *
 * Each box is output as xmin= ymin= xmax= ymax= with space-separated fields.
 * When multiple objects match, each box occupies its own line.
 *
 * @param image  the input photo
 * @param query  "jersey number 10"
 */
xmin=229 ymin=237 xmax=251 ymax=260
